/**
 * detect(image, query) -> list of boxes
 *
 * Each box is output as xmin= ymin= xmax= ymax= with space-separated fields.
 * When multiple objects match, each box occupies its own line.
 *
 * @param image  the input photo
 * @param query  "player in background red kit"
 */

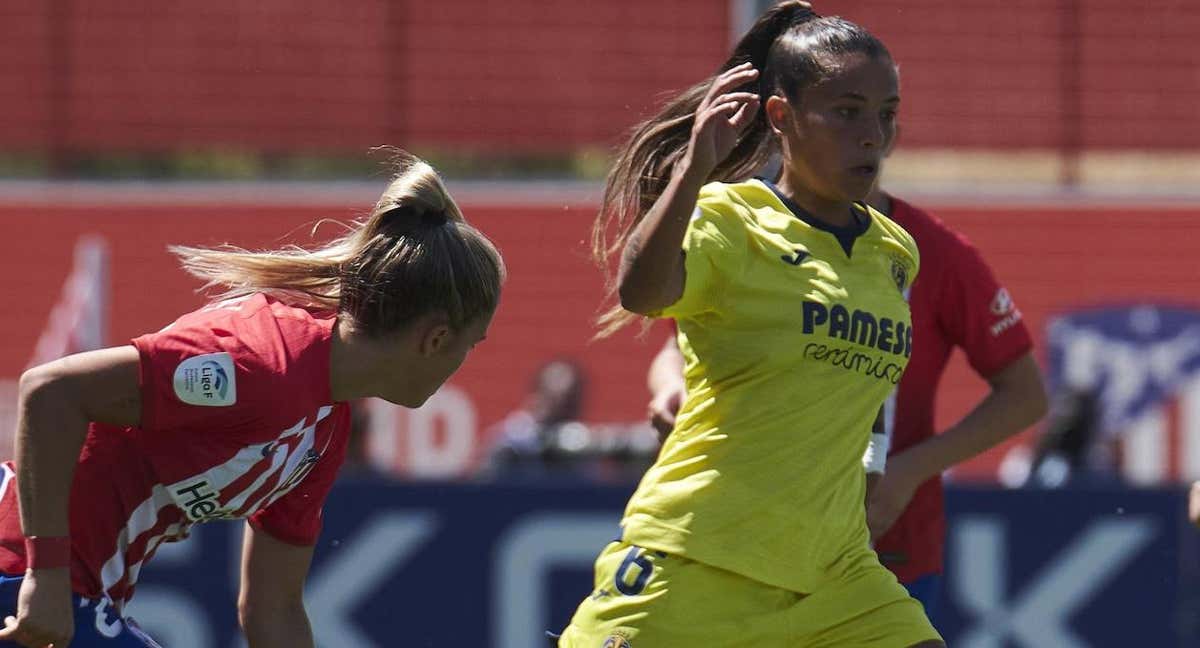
xmin=0 ymin=151 xmax=504 ymax=648
xmin=647 ymin=180 xmax=1048 ymax=619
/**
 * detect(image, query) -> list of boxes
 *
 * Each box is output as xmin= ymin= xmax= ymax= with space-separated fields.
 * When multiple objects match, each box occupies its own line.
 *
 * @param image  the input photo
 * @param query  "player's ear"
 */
xmin=417 ymin=314 xmax=452 ymax=357
xmin=765 ymin=95 xmax=793 ymax=136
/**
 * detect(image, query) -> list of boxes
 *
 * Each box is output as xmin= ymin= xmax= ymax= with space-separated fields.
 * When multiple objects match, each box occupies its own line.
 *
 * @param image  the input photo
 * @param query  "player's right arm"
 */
xmin=0 ymin=346 xmax=141 ymax=648
xmin=617 ymin=64 xmax=760 ymax=314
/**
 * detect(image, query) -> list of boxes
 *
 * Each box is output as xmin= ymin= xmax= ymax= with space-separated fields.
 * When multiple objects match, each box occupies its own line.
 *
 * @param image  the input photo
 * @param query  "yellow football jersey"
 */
xmin=623 ymin=178 xmax=919 ymax=594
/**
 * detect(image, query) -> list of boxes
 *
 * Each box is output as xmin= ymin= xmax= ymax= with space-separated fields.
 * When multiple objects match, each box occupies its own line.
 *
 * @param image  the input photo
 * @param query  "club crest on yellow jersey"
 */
xmin=602 ymin=633 xmax=633 ymax=648
xmin=889 ymin=255 xmax=910 ymax=294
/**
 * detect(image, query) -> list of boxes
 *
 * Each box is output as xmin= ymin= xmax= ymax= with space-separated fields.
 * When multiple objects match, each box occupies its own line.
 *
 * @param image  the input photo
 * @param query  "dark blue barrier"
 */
xmin=940 ymin=487 xmax=1196 ymax=648
xmin=126 ymin=480 xmax=1196 ymax=647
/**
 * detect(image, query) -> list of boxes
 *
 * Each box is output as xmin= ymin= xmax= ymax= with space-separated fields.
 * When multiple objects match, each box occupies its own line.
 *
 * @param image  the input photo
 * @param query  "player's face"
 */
xmin=775 ymin=52 xmax=899 ymax=203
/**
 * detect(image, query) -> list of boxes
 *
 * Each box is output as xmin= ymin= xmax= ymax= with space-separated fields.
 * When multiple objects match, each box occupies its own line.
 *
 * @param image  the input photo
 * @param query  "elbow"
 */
xmin=617 ymin=282 xmax=656 ymax=316
xmin=18 ymin=363 xmax=84 ymax=427
xmin=996 ymin=356 xmax=1050 ymax=430
xmin=18 ymin=365 xmax=67 ymax=411
xmin=616 ymin=261 xmax=678 ymax=316
xmin=614 ymin=241 xmax=685 ymax=316
xmin=1006 ymin=376 xmax=1049 ymax=430
xmin=615 ymin=268 xmax=657 ymax=316
xmin=1023 ymin=364 xmax=1051 ymax=426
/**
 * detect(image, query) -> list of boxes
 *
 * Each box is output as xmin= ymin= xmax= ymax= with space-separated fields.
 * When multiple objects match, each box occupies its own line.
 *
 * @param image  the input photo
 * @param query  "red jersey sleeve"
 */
xmin=248 ymin=404 xmax=350 ymax=545
xmin=131 ymin=296 xmax=332 ymax=435
xmin=132 ymin=322 xmax=266 ymax=434
xmin=941 ymin=232 xmax=1034 ymax=377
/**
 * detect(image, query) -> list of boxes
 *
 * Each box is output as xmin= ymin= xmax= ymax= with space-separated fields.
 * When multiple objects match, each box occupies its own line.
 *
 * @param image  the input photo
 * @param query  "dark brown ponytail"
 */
xmin=592 ymin=1 xmax=820 ymax=273
xmin=593 ymin=2 xmax=893 ymax=336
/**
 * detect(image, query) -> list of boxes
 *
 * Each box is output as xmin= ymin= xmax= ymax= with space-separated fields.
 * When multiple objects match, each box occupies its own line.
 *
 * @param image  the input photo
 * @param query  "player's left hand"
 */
xmin=866 ymin=452 xmax=925 ymax=541
xmin=648 ymin=383 xmax=686 ymax=441
xmin=0 ymin=568 xmax=74 ymax=648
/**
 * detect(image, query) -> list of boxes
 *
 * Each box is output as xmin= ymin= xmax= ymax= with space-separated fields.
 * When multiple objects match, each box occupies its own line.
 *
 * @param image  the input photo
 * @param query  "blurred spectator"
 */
xmin=483 ymin=358 xmax=658 ymax=482
xmin=1020 ymin=304 xmax=1200 ymax=487
xmin=1025 ymin=387 xmax=1119 ymax=488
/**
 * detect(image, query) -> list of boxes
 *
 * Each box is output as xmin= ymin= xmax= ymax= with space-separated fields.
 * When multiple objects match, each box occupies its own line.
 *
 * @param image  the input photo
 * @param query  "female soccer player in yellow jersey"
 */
xmin=558 ymin=2 xmax=943 ymax=646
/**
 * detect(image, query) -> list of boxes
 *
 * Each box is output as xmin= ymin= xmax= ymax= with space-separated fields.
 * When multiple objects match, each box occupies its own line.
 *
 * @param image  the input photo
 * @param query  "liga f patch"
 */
xmin=173 ymin=352 xmax=237 ymax=406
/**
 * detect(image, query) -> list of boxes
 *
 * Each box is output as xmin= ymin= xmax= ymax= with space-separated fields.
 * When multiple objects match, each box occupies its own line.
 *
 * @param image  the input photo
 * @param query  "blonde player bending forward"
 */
xmin=0 ymin=152 xmax=503 ymax=648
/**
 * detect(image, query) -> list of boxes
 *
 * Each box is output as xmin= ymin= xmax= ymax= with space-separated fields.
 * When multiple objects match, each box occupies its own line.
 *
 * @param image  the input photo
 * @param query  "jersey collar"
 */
xmin=754 ymin=177 xmax=871 ymax=257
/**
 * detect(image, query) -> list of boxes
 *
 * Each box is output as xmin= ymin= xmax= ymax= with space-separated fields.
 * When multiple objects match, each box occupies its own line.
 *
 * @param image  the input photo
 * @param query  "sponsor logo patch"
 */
xmin=991 ymin=288 xmax=1015 ymax=315
xmin=989 ymin=288 xmax=1023 ymax=336
xmin=991 ymin=309 xmax=1024 ymax=337
xmin=173 ymin=352 xmax=237 ymax=406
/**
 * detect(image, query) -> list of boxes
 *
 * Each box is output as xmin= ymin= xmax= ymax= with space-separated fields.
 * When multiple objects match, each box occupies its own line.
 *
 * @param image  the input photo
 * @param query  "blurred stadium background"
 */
xmin=2 ymin=1 xmax=1199 ymax=646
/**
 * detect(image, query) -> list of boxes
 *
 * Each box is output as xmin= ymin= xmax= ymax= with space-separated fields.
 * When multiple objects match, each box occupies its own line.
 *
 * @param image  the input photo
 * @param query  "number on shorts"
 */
xmin=613 ymin=547 xmax=654 ymax=596
xmin=93 ymin=597 xmax=124 ymax=638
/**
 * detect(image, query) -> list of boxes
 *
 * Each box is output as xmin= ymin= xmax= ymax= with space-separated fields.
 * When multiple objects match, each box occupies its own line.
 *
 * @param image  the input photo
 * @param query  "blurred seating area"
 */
xmin=1 ymin=0 xmax=1197 ymax=189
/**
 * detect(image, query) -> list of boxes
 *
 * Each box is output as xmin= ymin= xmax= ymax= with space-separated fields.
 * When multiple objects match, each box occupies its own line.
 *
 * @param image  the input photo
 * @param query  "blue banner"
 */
xmin=126 ymin=480 xmax=1196 ymax=647
xmin=1047 ymin=304 xmax=1200 ymax=437
xmin=939 ymin=486 xmax=1194 ymax=648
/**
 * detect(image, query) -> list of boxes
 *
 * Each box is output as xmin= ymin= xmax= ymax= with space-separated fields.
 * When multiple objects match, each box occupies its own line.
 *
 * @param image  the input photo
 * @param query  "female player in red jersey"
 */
xmin=0 ymin=151 xmax=504 ymax=648
xmin=647 ymin=180 xmax=1049 ymax=618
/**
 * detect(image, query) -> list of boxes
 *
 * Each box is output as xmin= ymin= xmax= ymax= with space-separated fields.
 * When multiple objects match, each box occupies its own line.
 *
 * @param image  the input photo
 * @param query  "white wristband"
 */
xmin=863 ymin=433 xmax=891 ymax=474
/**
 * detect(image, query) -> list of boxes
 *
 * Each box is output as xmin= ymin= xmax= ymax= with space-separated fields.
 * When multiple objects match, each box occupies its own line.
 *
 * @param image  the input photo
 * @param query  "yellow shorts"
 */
xmin=558 ymin=541 xmax=941 ymax=648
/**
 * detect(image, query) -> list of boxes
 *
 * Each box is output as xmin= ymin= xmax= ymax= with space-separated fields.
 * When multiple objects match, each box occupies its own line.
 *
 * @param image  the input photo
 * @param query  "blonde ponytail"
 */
xmin=172 ymin=149 xmax=505 ymax=335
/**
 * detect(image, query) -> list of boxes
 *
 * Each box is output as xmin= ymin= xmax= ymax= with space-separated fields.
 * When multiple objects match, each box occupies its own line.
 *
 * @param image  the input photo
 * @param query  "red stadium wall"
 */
xmin=2 ymin=0 xmax=1197 ymax=155
xmin=3 ymin=195 xmax=1200 ymax=483
xmin=0 ymin=0 xmax=728 ymax=154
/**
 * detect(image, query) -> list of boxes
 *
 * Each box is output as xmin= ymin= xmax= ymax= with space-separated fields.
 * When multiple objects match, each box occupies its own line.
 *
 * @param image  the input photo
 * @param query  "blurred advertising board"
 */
xmin=127 ymin=480 xmax=1198 ymax=648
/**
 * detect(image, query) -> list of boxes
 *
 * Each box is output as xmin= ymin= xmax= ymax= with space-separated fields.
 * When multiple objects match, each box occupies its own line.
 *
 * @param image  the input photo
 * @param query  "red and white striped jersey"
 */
xmin=0 ymin=294 xmax=350 ymax=606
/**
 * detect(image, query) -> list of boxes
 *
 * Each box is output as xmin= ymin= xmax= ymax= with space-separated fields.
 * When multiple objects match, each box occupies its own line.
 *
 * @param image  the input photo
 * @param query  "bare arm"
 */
xmin=617 ymin=163 xmax=706 ymax=314
xmin=647 ymin=331 xmax=686 ymax=395
xmin=15 ymin=346 xmax=142 ymax=535
xmin=0 ymin=346 xmax=141 ymax=647
xmin=646 ymin=334 xmax=687 ymax=439
xmin=617 ymin=64 xmax=761 ymax=314
xmin=867 ymin=353 xmax=1047 ymax=540
xmin=891 ymin=353 xmax=1047 ymax=481
xmin=239 ymin=523 xmax=315 ymax=648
